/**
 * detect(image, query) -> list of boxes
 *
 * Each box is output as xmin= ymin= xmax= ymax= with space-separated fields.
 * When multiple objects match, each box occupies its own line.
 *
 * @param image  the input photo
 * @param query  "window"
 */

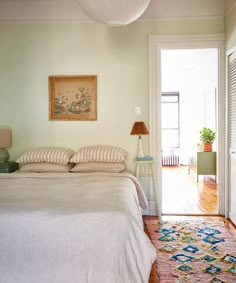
xmin=161 ymin=92 xmax=180 ymax=148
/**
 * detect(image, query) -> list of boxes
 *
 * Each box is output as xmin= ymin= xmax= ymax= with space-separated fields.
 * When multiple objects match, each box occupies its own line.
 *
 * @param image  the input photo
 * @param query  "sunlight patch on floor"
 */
xmin=162 ymin=166 xmax=218 ymax=214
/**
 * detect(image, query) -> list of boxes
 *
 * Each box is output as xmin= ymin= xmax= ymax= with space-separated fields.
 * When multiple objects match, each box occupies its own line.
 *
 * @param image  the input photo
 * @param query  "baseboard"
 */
xmin=142 ymin=201 xmax=158 ymax=216
xmin=229 ymin=211 xmax=236 ymax=226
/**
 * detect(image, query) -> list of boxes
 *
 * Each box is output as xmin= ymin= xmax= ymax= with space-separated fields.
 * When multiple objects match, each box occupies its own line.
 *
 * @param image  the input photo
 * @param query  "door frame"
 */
xmin=149 ymin=34 xmax=225 ymax=216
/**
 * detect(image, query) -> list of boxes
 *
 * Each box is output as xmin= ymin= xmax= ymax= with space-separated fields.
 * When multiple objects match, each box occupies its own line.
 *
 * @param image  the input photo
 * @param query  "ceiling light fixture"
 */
xmin=77 ymin=0 xmax=150 ymax=26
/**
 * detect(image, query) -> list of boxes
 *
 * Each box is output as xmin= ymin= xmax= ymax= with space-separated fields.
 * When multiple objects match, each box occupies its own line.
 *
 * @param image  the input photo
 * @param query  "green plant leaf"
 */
xmin=199 ymin=127 xmax=215 ymax=143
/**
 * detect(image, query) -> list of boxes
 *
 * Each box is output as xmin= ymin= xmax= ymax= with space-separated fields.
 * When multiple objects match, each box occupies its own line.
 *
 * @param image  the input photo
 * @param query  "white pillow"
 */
xmin=17 ymin=147 xmax=75 ymax=165
xmin=70 ymin=162 xmax=126 ymax=173
xmin=70 ymin=145 xmax=127 ymax=163
xmin=19 ymin=162 xmax=74 ymax=173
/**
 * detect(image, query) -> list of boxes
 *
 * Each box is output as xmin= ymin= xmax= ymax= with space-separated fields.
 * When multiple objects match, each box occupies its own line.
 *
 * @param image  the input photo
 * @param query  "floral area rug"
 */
xmin=145 ymin=220 xmax=236 ymax=283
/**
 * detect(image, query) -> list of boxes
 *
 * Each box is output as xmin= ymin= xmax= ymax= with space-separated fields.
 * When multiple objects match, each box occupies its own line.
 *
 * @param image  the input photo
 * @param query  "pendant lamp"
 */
xmin=77 ymin=0 xmax=151 ymax=26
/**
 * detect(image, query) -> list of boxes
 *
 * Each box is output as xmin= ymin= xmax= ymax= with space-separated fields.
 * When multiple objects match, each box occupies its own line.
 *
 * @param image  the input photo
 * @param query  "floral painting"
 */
xmin=49 ymin=75 xmax=97 ymax=120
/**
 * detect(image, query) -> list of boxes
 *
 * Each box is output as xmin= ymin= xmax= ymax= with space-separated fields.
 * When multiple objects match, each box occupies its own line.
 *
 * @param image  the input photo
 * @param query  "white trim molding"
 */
xmin=149 ymin=33 xmax=225 ymax=216
xmin=229 ymin=212 xmax=236 ymax=226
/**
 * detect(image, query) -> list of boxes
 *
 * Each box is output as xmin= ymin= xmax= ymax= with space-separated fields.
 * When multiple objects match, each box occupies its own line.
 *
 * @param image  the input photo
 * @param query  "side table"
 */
xmin=196 ymin=152 xmax=216 ymax=182
xmin=135 ymin=159 xmax=161 ymax=219
xmin=188 ymin=151 xmax=216 ymax=182
xmin=0 ymin=161 xmax=19 ymax=173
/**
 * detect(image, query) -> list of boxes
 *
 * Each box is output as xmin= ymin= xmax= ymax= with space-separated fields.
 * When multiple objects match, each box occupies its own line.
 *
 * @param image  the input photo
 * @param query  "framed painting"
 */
xmin=49 ymin=75 xmax=97 ymax=121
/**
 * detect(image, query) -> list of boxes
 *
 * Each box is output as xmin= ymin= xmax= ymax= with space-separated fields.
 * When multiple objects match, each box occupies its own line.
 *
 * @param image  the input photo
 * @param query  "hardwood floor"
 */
xmin=162 ymin=165 xmax=218 ymax=215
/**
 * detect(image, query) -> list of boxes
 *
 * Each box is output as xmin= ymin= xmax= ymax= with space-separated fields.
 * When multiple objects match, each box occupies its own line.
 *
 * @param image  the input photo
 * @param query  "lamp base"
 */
xmin=0 ymin=148 xmax=10 ymax=163
xmin=137 ymin=137 xmax=145 ymax=158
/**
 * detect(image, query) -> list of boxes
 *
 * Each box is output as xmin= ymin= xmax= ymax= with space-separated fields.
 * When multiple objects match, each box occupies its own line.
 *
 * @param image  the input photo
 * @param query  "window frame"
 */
xmin=161 ymin=92 xmax=180 ymax=148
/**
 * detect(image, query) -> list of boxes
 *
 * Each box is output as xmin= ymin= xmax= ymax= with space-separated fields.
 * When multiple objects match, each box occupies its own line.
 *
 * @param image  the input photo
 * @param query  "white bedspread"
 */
xmin=0 ymin=172 xmax=156 ymax=283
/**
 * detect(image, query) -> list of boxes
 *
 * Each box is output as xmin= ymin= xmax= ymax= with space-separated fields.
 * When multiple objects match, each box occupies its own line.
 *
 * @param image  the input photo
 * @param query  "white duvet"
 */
xmin=0 ymin=172 xmax=156 ymax=283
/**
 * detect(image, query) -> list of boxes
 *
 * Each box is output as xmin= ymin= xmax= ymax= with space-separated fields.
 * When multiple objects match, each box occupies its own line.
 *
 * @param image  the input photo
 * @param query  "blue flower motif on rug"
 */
xmin=222 ymin=254 xmax=236 ymax=264
xmin=171 ymin=253 xmax=194 ymax=263
xmin=158 ymin=235 xmax=175 ymax=242
xmin=200 ymin=254 xmax=216 ymax=262
xmin=178 ymin=276 xmax=197 ymax=283
xmin=155 ymin=227 xmax=175 ymax=234
xmin=198 ymin=227 xmax=221 ymax=235
xmin=159 ymin=245 xmax=176 ymax=253
xmin=181 ymin=227 xmax=196 ymax=234
xmin=177 ymin=264 xmax=193 ymax=272
xmin=210 ymin=278 xmax=225 ymax=283
xmin=182 ymin=245 xmax=199 ymax=253
xmin=180 ymin=236 xmax=196 ymax=243
xmin=203 ymin=235 xmax=225 ymax=245
xmin=227 ymin=265 xmax=236 ymax=275
xmin=208 ymin=245 xmax=220 ymax=253
xmin=204 ymin=265 xmax=221 ymax=275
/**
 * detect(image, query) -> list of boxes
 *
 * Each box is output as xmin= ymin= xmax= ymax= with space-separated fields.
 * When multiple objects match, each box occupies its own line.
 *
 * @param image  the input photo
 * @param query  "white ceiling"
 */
xmin=0 ymin=0 xmax=234 ymax=22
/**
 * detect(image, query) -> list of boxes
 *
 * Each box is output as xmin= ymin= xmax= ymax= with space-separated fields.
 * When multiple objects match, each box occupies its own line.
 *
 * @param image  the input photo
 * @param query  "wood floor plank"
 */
xmin=162 ymin=165 xmax=218 ymax=214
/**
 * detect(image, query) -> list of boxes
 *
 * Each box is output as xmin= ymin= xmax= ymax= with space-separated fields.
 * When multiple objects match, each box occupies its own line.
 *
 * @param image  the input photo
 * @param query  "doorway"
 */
xmin=148 ymin=34 xmax=225 ymax=218
xmin=161 ymin=48 xmax=218 ymax=215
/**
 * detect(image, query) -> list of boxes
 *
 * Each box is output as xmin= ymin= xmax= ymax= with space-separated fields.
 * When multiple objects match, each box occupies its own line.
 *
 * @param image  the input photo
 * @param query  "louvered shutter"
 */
xmin=229 ymin=51 xmax=236 ymax=150
xmin=229 ymin=50 xmax=236 ymax=226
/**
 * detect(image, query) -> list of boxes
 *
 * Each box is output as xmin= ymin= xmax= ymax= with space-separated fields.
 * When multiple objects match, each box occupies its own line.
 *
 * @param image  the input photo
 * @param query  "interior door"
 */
xmin=229 ymin=50 xmax=236 ymax=225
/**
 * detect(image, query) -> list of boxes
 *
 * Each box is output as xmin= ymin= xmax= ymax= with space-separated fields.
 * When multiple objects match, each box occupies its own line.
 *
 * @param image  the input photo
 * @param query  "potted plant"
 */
xmin=199 ymin=127 xmax=216 ymax=152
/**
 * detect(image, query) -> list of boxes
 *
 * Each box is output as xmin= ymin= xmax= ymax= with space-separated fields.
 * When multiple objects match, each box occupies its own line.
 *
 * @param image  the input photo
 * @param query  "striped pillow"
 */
xmin=19 ymin=162 xmax=74 ymax=173
xmin=70 ymin=162 xmax=126 ymax=173
xmin=70 ymin=145 xmax=127 ymax=163
xmin=16 ymin=147 xmax=75 ymax=165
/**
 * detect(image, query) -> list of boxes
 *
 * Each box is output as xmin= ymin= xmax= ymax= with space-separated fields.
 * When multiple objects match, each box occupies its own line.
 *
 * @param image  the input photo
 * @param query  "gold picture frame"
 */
xmin=49 ymin=75 xmax=97 ymax=121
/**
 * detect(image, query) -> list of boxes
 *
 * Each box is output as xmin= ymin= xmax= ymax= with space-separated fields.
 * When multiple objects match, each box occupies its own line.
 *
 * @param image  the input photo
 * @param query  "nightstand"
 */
xmin=135 ymin=159 xmax=160 ymax=218
xmin=189 ymin=152 xmax=216 ymax=182
xmin=0 ymin=161 xmax=19 ymax=173
xmin=135 ymin=159 xmax=156 ymax=182
xmin=196 ymin=152 xmax=216 ymax=182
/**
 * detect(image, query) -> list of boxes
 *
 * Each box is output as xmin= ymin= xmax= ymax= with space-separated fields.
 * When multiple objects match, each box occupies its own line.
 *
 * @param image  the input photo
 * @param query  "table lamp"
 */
xmin=130 ymin=121 xmax=149 ymax=157
xmin=0 ymin=129 xmax=12 ymax=163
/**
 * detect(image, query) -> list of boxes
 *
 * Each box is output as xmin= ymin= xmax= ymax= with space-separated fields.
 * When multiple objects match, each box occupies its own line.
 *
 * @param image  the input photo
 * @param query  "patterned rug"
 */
xmin=145 ymin=220 xmax=236 ymax=283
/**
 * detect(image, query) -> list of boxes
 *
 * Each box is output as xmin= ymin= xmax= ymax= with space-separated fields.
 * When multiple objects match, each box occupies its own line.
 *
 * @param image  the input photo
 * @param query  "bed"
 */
xmin=0 ymin=171 xmax=156 ymax=283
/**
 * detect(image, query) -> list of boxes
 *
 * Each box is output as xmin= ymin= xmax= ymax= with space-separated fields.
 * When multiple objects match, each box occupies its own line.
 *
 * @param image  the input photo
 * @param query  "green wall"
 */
xmin=0 ymin=18 xmax=224 ymax=170
xmin=225 ymin=5 xmax=236 ymax=51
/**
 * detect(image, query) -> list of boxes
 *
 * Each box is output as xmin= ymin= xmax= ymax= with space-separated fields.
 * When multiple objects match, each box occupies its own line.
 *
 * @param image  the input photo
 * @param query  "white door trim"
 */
xmin=149 ymin=33 xmax=225 ymax=216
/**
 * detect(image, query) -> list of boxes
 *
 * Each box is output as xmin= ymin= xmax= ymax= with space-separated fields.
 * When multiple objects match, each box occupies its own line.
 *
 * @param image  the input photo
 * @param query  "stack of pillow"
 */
xmin=70 ymin=145 xmax=127 ymax=173
xmin=16 ymin=145 xmax=127 ymax=173
xmin=16 ymin=146 xmax=75 ymax=173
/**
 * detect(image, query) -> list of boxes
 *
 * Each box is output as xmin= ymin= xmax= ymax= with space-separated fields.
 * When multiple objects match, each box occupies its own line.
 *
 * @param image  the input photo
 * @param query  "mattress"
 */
xmin=0 ymin=172 xmax=156 ymax=283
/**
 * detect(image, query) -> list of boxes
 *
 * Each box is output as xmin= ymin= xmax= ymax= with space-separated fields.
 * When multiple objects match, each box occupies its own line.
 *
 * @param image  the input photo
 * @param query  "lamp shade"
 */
xmin=77 ymin=0 xmax=150 ymax=25
xmin=0 ymin=129 xmax=12 ymax=148
xmin=130 ymin=121 xmax=149 ymax=136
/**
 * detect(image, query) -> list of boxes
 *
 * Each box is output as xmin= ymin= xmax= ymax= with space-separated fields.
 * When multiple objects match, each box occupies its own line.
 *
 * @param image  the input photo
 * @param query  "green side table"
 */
xmin=0 ymin=161 xmax=19 ymax=173
xmin=197 ymin=152 xmax=216 ymax=182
